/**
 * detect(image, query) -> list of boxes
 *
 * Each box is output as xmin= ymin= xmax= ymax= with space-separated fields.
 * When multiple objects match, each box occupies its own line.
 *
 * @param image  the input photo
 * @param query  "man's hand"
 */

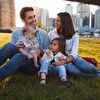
xmin=16 ymin=42 xmax=25 ymax=48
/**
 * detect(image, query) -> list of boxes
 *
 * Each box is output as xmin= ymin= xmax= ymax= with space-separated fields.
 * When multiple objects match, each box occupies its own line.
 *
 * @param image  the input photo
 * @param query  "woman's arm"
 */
xmin=53 ymin=34 xmax=79 ymax=66
xmin=69 ymin=34 xmax=79 ymax=60
xmin=52 ymin=55 xmax=74 ymax=66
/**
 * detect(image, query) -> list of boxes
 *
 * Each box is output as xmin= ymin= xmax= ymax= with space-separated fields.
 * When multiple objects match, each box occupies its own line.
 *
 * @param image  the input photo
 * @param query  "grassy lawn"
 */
xmin=0 ymin=33 xmax=100 ymax=100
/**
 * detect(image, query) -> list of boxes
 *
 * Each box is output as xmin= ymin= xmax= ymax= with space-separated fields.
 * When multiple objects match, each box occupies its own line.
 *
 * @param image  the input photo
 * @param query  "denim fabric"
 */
xmin=0 ymin=43 xmax=35 ymax=80
xmin=0 ymin=27 xmax=50 ymax=80
xmin=0 ymin=43 xmax=19 ymax=65
xmin=39 ymin=57 xmax=67 ymax=77
xmin=65 ymin=56 xmax=100 ymax=77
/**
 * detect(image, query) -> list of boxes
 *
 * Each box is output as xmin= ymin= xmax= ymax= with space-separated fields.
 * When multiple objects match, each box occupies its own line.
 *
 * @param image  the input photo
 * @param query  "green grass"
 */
xmin=0 ymin=33 xmax=100 ymax=100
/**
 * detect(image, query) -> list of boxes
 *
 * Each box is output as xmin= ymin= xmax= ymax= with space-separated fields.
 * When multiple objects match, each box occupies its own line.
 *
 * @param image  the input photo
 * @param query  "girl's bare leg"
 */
xmin=32 ymin=51 xmax=39 ymax=68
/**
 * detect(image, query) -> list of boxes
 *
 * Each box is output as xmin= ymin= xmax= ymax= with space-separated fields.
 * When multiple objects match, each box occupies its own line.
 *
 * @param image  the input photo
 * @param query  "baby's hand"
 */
xmin=28 ymin=54 xmax=33 ymax=59
xmin=28 ymin=45 xmax=35 ymax=50
xmin=46 ymin=50 xmax=52 ymax=57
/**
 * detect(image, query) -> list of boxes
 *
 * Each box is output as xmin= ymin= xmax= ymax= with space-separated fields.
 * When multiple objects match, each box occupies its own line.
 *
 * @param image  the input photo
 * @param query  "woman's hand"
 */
xmin=58 ymin=55 xmax=64 ymax=61
xmin=52 ymin=60 xmax=65 ymax=66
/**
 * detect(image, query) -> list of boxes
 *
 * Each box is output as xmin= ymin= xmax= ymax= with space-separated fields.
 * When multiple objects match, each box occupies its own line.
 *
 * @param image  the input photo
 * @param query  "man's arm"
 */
xmin=38 ymin=28 xmax=50 ymax=52
xmin=10 ymin=31 xmax=17 ymax=44
xmin=42 ymin=33 xmax=50 ymax=52
xmin=10 ymin=28 xmax=23 ymax=44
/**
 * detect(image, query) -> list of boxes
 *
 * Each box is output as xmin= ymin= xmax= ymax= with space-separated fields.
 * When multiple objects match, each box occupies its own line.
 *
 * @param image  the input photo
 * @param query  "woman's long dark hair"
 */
xmin=57 ymin=12 xmax=75 ymax=39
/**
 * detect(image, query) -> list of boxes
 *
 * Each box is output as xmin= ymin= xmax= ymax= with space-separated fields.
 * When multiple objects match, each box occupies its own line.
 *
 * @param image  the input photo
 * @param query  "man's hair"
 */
xmin=20 ymin=7 xmax=34 ymax=20
xmin=51 ymin=38 xmax=66 ymax=55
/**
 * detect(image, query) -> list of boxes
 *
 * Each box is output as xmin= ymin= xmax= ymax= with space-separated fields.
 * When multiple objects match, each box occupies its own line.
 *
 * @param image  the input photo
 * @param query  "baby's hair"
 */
xmin=23 ymin=24 xmax=36 ymax=35
xmin=51 ymin=38 xmax=66 ymax=55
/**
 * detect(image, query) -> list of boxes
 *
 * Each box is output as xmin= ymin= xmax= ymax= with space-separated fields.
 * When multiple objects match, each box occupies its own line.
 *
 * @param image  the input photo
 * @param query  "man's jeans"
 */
xmin=0 ymin=43 xmax=35 ymax=80
xmin=65 ymin=56 xmax=100 ymax=77
xmin=39 ymin=57 xmax=67 ymax=77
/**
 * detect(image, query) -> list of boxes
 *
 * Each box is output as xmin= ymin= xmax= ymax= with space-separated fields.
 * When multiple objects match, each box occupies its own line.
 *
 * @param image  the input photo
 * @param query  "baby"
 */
xmin=16 ymin=24 xmax=39 ymax=67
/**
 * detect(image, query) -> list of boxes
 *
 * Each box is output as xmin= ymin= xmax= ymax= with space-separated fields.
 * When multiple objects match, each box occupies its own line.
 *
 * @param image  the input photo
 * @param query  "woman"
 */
xmin=48 ymin=12 xmax=100 ymax=77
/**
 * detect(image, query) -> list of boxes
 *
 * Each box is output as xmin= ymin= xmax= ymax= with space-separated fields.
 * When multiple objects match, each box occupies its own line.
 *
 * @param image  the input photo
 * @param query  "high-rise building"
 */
xmin=77 ymin=3 xmax=90 ymax=18
xmin=0 ymin=0 xmax=15 ymax=29
xmin=41 ymin=9 xmax=49 ymax=27
xmin=76 ymin=14 xmax=83 ymax=29
xmin=45 ymin=18 xmax=55 ymax=33
xmin=34 ymin=6 xmax=49 ymax=28
xmin=95 ymin=8 xmax=100 ymax=29
xmin=65 ymin=4 xmax=73 ymax=15
xmin=77 ymin=3 xmax=90 ymax=27
xmin=71 ymin=15 xmax=77 ymax=29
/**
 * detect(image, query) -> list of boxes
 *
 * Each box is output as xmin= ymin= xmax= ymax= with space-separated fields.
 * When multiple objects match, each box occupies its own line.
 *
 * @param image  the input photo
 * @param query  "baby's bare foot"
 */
xmin=35 ymin=64 xmax=39 ymax=68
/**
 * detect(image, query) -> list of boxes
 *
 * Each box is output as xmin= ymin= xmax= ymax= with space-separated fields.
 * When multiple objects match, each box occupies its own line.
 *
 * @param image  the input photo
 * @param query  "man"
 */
xmin=0 ymin=7 xmax=50 ymax=81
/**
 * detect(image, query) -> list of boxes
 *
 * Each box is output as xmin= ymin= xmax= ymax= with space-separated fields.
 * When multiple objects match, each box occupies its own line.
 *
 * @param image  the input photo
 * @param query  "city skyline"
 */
xmin=15 ymin=0 xmax=99 ymax=27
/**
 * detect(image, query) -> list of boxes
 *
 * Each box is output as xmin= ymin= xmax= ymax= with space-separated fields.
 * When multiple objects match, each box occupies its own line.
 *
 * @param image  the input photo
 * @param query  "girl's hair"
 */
xmin=57 ymin=12 xmax=75 ymax=39
xmin=51 ymin=38 xmax=66 ymax=55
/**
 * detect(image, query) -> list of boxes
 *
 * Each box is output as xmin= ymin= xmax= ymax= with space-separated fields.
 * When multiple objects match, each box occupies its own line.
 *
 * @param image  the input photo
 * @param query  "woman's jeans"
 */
xmin=65 ymin=56 xmax=100 ymax=77
xmin=0 ymin=43 xmax=35 ymax=80
xmin=39 ymin=57 xmax=67 ymax=77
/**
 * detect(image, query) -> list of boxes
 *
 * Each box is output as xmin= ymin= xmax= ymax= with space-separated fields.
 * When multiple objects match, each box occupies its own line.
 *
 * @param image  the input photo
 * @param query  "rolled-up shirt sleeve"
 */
xmin=65 ymin=34 xmax=79 ymax=60
xmin=69 ymin=34 xmax=79 ymax=59
xmin=10 ymin=28 xmax=23 ymax=45
xmin=10 ymin=31 xmax=17 ymax=44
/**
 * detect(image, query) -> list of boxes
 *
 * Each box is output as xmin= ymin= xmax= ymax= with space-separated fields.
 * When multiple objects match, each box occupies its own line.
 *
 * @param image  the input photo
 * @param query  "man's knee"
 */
xmin=2 ymin=43 xmax=18 ymax=53
xmin=4 ymin=42 xmax=14 ymax=47
xmin=6 ymin=43 xmax=17 ymax=50
xmin=13 ymin=53 xmax=27 ymax=62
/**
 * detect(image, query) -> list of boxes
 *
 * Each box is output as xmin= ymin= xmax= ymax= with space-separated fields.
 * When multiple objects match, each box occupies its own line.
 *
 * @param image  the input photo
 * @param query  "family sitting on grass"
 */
xmin=0 ymin=7 xmax=100 ymax=86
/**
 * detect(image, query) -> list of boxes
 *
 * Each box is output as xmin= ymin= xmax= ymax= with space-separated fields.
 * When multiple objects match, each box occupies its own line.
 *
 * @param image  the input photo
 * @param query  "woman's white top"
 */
xmin=48 ymin=30 xmax=79 ymax=60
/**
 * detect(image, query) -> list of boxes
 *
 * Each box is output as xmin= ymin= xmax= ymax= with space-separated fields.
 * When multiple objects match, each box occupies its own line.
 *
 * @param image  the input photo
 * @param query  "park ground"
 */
xmin=0 ymin=33 xmax=100 ymax=100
